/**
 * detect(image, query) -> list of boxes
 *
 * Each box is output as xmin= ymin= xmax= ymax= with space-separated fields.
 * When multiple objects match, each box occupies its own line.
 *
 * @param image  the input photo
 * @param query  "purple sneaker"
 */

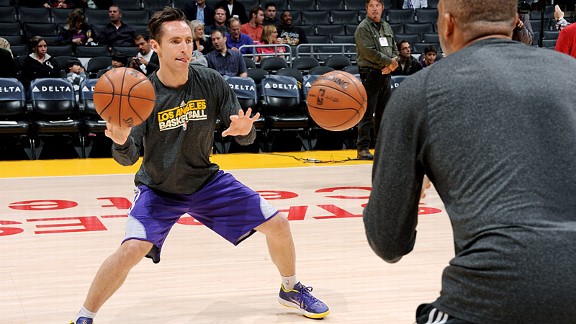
xmin=278 ymin=282 xmax=330 ymax=319
xmin=69 ymin=317 xmax=93 ymax=324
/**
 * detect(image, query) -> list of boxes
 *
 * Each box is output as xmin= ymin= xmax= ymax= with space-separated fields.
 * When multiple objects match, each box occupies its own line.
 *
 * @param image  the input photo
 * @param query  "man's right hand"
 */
xmin=104 ymin=122 xmax=131 ymax=145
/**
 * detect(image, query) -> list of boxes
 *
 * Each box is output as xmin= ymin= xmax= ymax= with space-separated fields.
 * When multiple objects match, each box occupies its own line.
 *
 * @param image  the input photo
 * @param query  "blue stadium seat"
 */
xmin=0 ymin=78 xmax=35 ymax=159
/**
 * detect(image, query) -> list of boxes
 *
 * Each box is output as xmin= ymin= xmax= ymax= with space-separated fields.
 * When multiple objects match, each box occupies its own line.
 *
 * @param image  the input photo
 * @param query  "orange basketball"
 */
xmin=93 ymin=67 xmax=155 ymax=128
xmin=306 ymin=71 xmax=367 ymax=131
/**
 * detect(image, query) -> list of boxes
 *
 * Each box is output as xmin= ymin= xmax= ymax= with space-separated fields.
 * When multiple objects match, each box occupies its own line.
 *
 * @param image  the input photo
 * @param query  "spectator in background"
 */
xmin=554 ymin=5 xmax=571 ymax=31
xmin=183 ymin=0 xmax=214 ymax=26
xmin=0 ymin=38 xmax=18 ymax=79
xmin=50 ymin=0 xmax=70 ymax=8
xmin=556 ymin=20 xmax=576 ymax=58
xmin=205 ymin=7 xmax=229 ymax=34
xmin=214 ymin=0 xmax=249 ymax=23
xmin=96 ymin=52 xmax=128 ymax=78
xmin=512 ymin=13 xmax=533 ymax=45
xmin=57 ymin=9 xmax=97 ymax=47
xmin=420 ymin=45 xmax=437 ymax=67
xmin=277 ymin=10 xmax=308 ymax=46
xmin=354 ymin=0 xmax=398 ymax=160
xmin=129 ymin=34 xmax=159 ymax=76
xmin=190 ymin=20 xmax=213 ymax=55
xmin=19 ymin=36 xmax=60 ymax=90
xmin=392 ymin=40 xmax=422 ymax=75
xmin=97 ymin=4 xmax=137 ymax=49
xmin=240 ymin=7 xmax=264 ymax=44
xmin=227 ymin=17 xmax=254 ymax=54
xmin=263 ymin=2 xmax=279 ymax=26
xmin=402 ymin=0 xmax=427 ymax=9
xmin=256 ymin=24 xmax=286 ymax=62
xmin=206 ymin=28 xmax=248 ymax=77
xmin=66 ymin=58 xmax=86 ymax=94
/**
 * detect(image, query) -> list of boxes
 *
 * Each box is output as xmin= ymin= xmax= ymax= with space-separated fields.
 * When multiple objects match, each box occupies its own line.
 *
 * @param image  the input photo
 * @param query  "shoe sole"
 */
xmin=278 ymin=297 xmax=330 ymax=319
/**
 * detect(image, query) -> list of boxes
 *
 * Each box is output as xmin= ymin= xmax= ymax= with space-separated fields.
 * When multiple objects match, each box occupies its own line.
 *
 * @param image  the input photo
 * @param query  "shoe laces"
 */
xmin=296 ymin=284 xmax=319 ymax=307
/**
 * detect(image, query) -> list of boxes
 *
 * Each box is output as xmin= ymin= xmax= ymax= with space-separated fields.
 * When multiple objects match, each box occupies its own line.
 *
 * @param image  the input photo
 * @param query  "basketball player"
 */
xmin=70 ymin=7 xmax=328 ymax=324
xmin=364 ymin=0 xmax=576 ymax=323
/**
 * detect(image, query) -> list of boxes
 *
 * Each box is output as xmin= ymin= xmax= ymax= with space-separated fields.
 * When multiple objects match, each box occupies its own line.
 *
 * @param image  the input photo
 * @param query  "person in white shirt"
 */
xmin=129 ymin=34 xmax=159 ymax=76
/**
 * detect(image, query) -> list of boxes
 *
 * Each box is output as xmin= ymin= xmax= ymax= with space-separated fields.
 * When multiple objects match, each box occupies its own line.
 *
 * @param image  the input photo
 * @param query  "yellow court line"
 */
xmin=0 ymin=150 xmax=372 ymax=178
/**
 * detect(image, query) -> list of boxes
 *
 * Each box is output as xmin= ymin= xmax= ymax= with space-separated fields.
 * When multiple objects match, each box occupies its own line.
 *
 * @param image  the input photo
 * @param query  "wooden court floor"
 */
xmin=0 ymin=150 xmax=453 ymax=323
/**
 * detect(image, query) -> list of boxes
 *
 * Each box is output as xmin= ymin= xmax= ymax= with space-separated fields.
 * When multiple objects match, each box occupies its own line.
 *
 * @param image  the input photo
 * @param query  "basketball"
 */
xmin=306 ymin=71 xmax=367 ymax=131
xmin=93 ymin=67 xmax=156 ymax=128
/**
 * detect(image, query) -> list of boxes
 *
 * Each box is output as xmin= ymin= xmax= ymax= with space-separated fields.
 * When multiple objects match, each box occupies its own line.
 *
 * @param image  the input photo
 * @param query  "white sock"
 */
xmin=75 ymin=306 xmax=96 ymax=321
xmin=282 ymin=275 xmax=298 ymax=290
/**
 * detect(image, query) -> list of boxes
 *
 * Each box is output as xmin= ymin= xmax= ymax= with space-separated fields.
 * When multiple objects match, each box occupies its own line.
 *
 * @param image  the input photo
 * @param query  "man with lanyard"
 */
xmin=354 ymin=0 xmax=398 ymax=160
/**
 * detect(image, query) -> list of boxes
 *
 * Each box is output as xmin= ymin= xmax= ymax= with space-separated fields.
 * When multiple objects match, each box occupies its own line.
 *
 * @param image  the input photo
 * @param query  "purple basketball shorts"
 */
xmin=123 ymin=170 xmax=279 ymax=263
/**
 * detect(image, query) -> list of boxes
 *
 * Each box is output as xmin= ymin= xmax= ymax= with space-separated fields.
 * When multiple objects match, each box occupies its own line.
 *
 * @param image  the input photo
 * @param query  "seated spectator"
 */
xmin=97 ymin=4 xmax=137 ymax=49
xmin=19 ymin=36 xmax=60 ymax=90
xmin=183 ymin=0 xmax=214 ymax=26
xmin=96 ymin=52 xmax=128 ymax=78
xmin=190 ymin=20 xmax=213 ymax=55
xmin=420 ymin=46 xmax=437 ymax=68
xmin=227 ymin=17 xmax=254 ymax=55
xmin=0 ymin=38 xmax=18 ymax=79
xmin=57 ymin=9 xmax=98 ymax=47
xmin=263 ymin=2 xmax=279 ymax=26
xmin=206 ymin=28 xmax=248 ymax=77
xmin=392 ymin=40 xmax=422 ymax=76
xmin=129 ymin=34 xmax=159 ymax=76
xmin=554 ymin=5 xmax=571 ymax=31
xmin=256 ymin=24 xmax=286 ymax=62
xmin=512 ymin=13 xmax=533 ymax=45
xmin=51 ymin=0 xmax=71 ymax=8
xmin=205 ymin=6 xmax=229 ymax=34
xmin=214 ymin=0 xmax=248 ymax=24
xmin=277 ymin=10 xmax=308 ymax=46
xmin=240 ymin=6 xmax=264 ymax=43
xmin=66 ymin=58 xmax=86 ymax=93
xmin=402 ymin=0 xmax=427 ymax=9
xmin=191 ymin=49 xmax=208 ymax=67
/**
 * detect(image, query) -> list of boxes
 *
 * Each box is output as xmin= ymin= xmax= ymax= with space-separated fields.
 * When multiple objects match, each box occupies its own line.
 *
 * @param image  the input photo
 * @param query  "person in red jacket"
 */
xmin=556 ymin=22 xmax=576 ymax=58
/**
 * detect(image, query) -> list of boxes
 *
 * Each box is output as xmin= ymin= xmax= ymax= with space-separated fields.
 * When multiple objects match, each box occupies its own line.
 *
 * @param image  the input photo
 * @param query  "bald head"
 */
xmin=438 ymin=0 xmax=517 ymax=55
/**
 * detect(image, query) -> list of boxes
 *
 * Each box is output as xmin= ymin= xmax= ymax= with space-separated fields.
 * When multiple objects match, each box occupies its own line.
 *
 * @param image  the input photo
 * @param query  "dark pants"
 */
xmin=357 ymin=68 xmax=392 ymax=151
xmin=416 ymin=304 xmax=476 ymax=324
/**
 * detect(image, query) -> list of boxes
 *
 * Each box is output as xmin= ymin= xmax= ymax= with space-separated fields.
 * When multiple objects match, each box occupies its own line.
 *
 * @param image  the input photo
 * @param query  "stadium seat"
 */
xmin=315 ymin=24 xmax=345 ymax=37
xmin=84 ymin=9 xmax=110 ymax=25
xmin=79 ymin=78 xmax=111 ymax=157
xmin=291 ymin=56 xmax=320 ymax=74
xmin=261 ymin=74 xmax=311 ymax=151
xmin=243 ymin=56 xmax=256 ymax=69
xmin=391 ymin=75 xmax=407 ymax=90
xmin=0 ymin=78 xmax=35 ymax=159
xmin=300 ymin=11 xmax=331 ymax=26
xmin=143 ymin=0 xmax=172 ymax=10
xmin=276 ymin=67 xmax=304 ymax=99
xmin=246 ymin=67 xmax=269 ymax=98
xmin=403 ymin=22 xmax=434 ymax=38
xmin=387 ymin=9 xmax=415 ymax=24
xmin=29 ymin=78 xmax=85 ymax=159
xmin=259 ymin=56 xmax=289 ymax=74
xmin=323 ymin=55 xmax=351 ymax=70
xmin=114 ymin=0 xmax=143 ymax=10
xmin=308 ymin=65 xmax=334 ymax=75
xmin=225 ymin=76 xmax=265 ymax=153
xmin=288 ymin=0 xmax=317 ymax=11
xmin=331 ymin=35 xmax=355 ymax=44
xmin=423 ymin=32 xmax=439 ymax=43
xmin=316 ymin=0 xmax=345 ymax=11
xmin=51 ymin=8 xmax=73 ymax=24
xmin=412 ymin=42 xmax=439 ymax=54
xmin=345 ymin=0 xmax=365 ymax=11
xmin=0 ymin=6 xmax=17 ymax=23
xmin=331 ymin=10 xmax=359 ymax=25
xmin=76 ymin=46 xmax=111 ymax=58
xmin=50 ymin=45 xmax=74 ymax=57
xmin=18 ymin=7 xmax=52 ymax=23
xmin=415 ymin=8 xmax=438 ymax=23
xmin=121 ymin=10 xmax=149 ymax=25
xmin=86 ymin=56 xmax=112 ymax=78
xmin=394 ymin=33 xmax=421 ymax=46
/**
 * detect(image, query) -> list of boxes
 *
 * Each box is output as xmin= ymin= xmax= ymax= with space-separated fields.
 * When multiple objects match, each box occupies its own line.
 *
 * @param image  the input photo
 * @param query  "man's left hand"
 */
xmin=222 ymin=108 xmax=260 ymax=137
